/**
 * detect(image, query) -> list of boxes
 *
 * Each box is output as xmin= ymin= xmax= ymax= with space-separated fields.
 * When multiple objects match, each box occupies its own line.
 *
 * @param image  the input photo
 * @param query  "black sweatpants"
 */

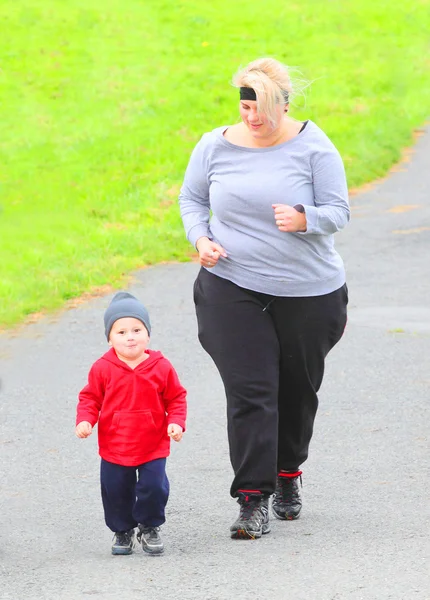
xmin=194 ymin=268 xmax=348 ymax=497
xmin=100 ymin=458 xmax=169 ymax=533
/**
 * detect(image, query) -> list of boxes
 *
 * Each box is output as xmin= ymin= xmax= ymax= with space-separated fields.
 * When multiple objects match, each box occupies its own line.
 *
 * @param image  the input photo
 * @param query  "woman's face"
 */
xmin=239 ymin=100 xmax=285 ymax=139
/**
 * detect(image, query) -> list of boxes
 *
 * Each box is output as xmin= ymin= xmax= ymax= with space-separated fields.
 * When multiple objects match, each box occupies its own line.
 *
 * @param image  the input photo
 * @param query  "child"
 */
xmin=76 ymin=291 xmax=187 ymax=556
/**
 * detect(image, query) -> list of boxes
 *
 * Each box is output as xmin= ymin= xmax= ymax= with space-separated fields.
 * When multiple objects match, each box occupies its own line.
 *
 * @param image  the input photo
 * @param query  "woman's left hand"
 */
xmin=272 ymin=204 xmax=307 ymax=233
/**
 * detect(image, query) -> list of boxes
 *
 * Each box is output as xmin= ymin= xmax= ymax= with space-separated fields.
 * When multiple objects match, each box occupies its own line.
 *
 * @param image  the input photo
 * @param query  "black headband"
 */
xmin=239 ymin=86 xmax=289 ymax=103
xmin=239 ymin=87 xmax=257 ymax=101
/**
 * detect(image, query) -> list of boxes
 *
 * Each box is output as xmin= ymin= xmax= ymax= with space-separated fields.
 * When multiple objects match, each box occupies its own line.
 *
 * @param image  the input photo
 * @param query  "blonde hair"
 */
xmin=232 ymin=58 xmax=294 ymax=126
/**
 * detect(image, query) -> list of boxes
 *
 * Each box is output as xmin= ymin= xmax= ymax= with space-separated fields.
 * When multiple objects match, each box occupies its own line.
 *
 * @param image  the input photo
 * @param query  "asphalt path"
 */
xmin=1 ymin=127 xmax=429 ymax=600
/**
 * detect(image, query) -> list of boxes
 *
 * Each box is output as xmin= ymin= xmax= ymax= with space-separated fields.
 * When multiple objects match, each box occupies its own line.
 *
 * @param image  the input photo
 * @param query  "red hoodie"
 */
xmin=76 ymin=348 xmax=187 ymax=466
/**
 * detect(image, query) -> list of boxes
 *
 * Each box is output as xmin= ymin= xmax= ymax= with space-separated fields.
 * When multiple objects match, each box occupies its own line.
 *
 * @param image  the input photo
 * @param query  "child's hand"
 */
xmin=76 ymin=421 xmax=93 ymax=438
xmin=167 ymin=423 xmax=183 ymax=442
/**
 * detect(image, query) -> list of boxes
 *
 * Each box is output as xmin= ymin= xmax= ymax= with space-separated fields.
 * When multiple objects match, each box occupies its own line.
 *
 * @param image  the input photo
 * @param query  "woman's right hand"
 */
xmin=196 ymin=237 xmax=227 ymax=268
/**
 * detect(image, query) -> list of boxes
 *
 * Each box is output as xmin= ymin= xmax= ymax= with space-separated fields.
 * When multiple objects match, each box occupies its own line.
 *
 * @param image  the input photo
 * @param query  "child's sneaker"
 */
xmin=137 ymin=525 xmax=164 ymax=555
xmin=111 ymin=529 xmax=135 ymax=555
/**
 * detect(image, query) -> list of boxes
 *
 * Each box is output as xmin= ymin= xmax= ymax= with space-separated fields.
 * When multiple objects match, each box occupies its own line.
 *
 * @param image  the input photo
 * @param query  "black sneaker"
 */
xmin=272 ymin=471 xmax=303 ymax=520
xmin=111 ymin=529 xmax=135 ymax=555
xmin=230 ymin=492 xmax=270 ymax=539
xmin=137 ymin=525 xmax=164 ymax=555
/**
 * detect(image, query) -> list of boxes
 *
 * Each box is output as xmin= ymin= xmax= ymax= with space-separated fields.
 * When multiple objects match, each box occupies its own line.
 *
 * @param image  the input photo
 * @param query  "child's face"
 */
xmin=108 ymin=317 xmax=150 ymax=364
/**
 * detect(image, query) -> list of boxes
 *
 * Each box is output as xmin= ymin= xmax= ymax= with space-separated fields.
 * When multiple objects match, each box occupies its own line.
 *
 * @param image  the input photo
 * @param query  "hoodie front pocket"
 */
xmin=112 ymin=410 xmax=162 ymax=456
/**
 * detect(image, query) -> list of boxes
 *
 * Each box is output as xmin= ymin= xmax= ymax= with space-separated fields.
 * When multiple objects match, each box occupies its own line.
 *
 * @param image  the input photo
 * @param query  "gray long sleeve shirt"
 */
xmin=179 ymin=121 xmax=350 ymax=297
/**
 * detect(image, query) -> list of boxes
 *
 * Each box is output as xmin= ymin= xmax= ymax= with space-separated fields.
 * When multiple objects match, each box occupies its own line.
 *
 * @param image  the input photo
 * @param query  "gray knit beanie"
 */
xmin=104 ymin=292 xmax=151 ymax=340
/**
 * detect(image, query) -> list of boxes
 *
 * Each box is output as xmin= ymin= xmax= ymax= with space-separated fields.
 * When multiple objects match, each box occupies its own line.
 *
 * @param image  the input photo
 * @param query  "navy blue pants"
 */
xmin=100 ymin=458 xmax=169 ymax=533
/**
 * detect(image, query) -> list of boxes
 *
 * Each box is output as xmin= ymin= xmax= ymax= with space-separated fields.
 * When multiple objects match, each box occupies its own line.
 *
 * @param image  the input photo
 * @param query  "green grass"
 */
xmin=1 ymin=0 xmax=430 ymax=327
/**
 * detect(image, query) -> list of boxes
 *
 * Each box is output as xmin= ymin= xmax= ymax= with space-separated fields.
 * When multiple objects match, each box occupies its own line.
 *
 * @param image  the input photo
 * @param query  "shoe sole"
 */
xmin=111 ymin=547 xmax=133 ymax=555
xmin=231 ymin=528 xmax=263 ymax=540
xmin=272 ymin=510 xmax=301 ymax=521
xmin=142 ymin=545 xmax=164 ymax=556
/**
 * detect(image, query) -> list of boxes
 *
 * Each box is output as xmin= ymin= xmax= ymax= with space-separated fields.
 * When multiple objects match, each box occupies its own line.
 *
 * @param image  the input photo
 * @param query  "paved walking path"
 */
xmin=1 ymin=127 xmax=429 ymax=600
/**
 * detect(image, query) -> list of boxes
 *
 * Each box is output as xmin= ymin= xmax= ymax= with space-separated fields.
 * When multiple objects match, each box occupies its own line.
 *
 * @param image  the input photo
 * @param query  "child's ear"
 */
xmin=108 ymin=340 xmax=112 ymax=346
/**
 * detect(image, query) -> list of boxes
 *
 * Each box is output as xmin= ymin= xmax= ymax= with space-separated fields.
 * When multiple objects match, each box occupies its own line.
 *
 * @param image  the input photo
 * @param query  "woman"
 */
xmin=179 ymin=57 xmax=349 ymax=540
